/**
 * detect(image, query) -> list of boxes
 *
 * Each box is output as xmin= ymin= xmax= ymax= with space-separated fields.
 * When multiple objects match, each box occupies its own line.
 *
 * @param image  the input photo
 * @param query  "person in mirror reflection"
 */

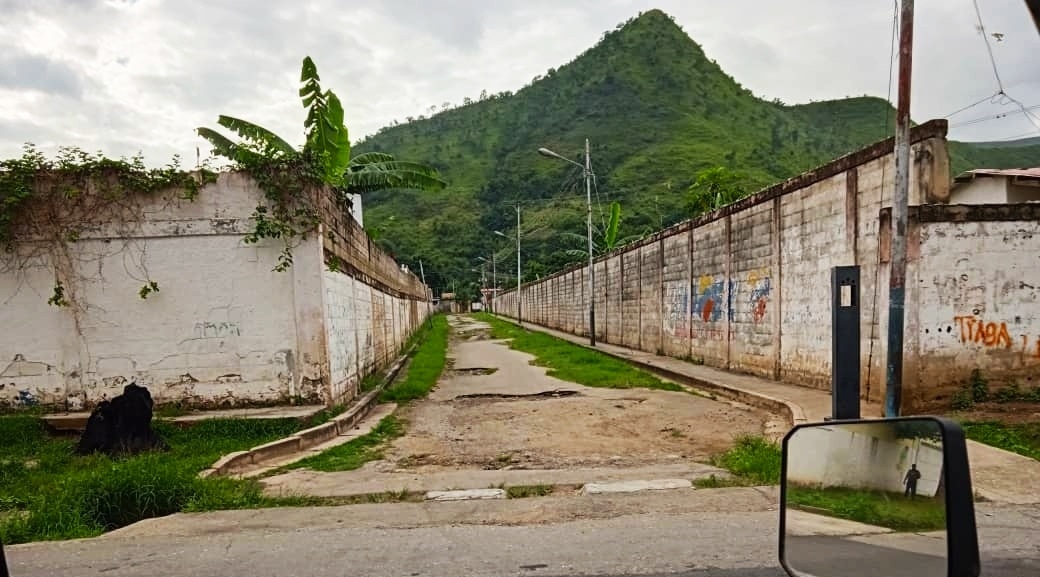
xmin=903 ymin=464 xmax=922 ymax=498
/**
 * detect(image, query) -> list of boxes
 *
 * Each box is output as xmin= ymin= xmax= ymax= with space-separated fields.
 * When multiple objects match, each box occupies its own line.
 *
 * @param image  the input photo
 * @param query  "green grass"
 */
xmin=787 ymin=485 xmax=946 ymax=532
xmin=474 ymin=313 xmax=683 ymax=392
xmin=0 ymin=415 xmax=308 ymax=544
xmin=962 ymin=421 xmax=1040 ymax=461
xmin=379 ymin=315 xmax=449 ymax=403
xmin=709 ymin=436 xmax=782 ymax=486
xmin=505 ymin=484 xmax=555 ymax=498
xmin=282 ymin=416 xmax=404 ymax=472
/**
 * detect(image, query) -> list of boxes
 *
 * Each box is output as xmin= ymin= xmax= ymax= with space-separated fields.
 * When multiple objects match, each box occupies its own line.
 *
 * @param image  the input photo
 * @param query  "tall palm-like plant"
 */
xmin=197 ymin=56 xmax=446 ymax=201
xmin=559 ymin=201 xmax=644 ymax=260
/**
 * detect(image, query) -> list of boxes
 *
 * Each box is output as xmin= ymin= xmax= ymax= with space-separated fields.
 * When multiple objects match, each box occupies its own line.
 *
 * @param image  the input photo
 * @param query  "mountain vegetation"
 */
xmin=353 ymin=9 xmax=1040 ymax=296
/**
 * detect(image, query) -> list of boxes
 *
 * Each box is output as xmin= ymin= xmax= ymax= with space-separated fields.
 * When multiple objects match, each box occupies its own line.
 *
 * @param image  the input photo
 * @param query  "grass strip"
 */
xmin=787 ymin=485 xmax=946 ymax=532
xmin=962 ymin=421 xmax=1040 ymax=461
xmin=473 ymin=313 xmax=682 ymax=393
xmin=282 ymin=416 xmax=404 ymax=472
xmin=379 ymin=314 xmax=449 ymax=403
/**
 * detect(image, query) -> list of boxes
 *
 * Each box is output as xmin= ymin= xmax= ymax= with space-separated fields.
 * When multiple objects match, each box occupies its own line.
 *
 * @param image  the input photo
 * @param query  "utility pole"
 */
xmin=886 ymin=0 xmax=914 ymax=418
xmin=491 ymin=252 xmax=497 ymax=314
xmin=419 ymin=259 xmax=429 ymax=318
xmin=516 ymin=203 xmax=522 ymax=326
xmin=585 ymin=138 xmax=596 ymax=346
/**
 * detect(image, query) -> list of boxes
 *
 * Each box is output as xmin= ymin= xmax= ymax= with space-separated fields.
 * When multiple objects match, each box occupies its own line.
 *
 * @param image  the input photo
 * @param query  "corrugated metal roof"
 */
xmin=954 ymin=168 xmax=1040 ymax=182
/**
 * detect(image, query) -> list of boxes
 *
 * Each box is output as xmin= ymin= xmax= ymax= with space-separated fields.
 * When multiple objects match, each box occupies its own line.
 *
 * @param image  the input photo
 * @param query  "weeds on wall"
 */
xmin=0 ymin=144 xmax=212 ymax=309
xmin=952 ymin=368 xmax=1040 ymax=410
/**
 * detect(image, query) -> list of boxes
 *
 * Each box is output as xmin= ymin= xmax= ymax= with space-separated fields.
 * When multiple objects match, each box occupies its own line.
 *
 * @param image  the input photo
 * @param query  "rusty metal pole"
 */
xmin=886 ymin=0 xmax=914 ymax=418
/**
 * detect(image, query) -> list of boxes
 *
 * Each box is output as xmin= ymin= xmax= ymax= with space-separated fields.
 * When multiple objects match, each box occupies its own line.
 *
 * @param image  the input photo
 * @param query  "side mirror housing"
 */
xmin=779 ymin=417 xmax=979 ymax=577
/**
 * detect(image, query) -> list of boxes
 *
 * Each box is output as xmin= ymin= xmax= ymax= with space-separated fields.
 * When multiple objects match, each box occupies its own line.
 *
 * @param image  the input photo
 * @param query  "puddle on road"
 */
xmin=454 ymin=389 xmax=581 ymax=400
xmin=452 ymin=367 xmax=500 ymax=376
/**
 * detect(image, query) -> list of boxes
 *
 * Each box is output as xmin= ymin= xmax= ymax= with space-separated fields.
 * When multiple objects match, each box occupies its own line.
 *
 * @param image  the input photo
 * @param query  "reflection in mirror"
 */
xmin=783 ymin=419 xmax=947 ymax=577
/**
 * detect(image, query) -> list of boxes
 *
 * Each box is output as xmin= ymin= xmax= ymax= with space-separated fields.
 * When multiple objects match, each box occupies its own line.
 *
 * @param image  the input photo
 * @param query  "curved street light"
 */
xmin=537 ymin=140 xmax=595 ymax=346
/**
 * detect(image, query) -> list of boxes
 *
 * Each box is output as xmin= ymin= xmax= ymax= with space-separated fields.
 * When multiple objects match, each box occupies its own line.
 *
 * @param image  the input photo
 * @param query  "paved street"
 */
xmin=6 ymin=497 xmax=1038 ymax=577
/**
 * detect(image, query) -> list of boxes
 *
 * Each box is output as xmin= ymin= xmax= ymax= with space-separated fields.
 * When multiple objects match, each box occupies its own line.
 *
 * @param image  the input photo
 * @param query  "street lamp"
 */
xmin=495 ymin=212 xmax=522 ymax=326
xmin=538 ymin=139 xmax=595 ymax=346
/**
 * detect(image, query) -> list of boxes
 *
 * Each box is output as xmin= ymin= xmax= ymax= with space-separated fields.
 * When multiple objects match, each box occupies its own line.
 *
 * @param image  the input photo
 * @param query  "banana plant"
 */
xmin=560 ymin=201 xmax=644 ymax=259
xmin=197 ymin=57 xmax=446 ymax=197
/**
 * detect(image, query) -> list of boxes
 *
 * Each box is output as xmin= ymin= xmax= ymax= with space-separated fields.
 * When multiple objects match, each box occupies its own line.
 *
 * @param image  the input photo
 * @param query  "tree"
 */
xmin=684 ymin=166 xmax=747 ymax=217
xmin=197 ymin=56 xmax=446 ymax=210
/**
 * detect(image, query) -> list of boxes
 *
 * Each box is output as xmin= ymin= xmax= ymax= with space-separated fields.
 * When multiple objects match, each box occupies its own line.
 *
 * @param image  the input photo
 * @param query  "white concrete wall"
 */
xmin=787 ymin=425 xmax=942 ymax=497
xmin=0 ymin=172 xmax=431 ymax=410
xmin=949 ymin=177 xmax=1008 ymax=204
xmin=914 ymin=215 xmax=1040 ymax=402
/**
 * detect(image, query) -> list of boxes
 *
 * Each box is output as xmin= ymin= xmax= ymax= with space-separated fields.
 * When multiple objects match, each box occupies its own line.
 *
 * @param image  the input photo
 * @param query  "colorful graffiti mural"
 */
xmin=665 ymin=271 xmax=774 ymax=336
xmin=693 ymin=275 xmax=733 ymax=323
xmin=746 ymin=269 xmax=772 ymax=324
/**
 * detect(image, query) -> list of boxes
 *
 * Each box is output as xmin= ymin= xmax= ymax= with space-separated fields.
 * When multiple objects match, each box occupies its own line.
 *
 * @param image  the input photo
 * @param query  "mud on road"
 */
xmin=379 ymin=315 xmax=766 ymax=472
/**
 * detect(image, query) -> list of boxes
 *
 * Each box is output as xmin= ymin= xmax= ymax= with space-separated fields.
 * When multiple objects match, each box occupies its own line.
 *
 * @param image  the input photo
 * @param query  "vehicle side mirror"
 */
xmin=778 ymin=417 xmax=979 ymax=577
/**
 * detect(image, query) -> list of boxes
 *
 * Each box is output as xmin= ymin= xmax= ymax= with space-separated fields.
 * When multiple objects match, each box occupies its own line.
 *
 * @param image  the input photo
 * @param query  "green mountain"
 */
xmin=355 ymin=9 xmax=1040 ymax=296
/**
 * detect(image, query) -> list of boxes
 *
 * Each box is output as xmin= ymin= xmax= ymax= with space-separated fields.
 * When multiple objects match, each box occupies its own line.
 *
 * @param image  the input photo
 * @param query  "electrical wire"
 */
xmin=950 ymin=102 xmax=1040 ymax=128
xmin=972 ymin=0 xmax=1005 ymax=93
xmin=866 ymin=0 xmax=899 ymax=402
xmin=942 ymin=92 xmax=1001 ymax=118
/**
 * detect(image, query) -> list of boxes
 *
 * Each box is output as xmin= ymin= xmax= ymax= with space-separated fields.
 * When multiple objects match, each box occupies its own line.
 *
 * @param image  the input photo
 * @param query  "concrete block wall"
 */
xmin=495 ymin=120 xmax=979 ymax=412
xmin=901 ymin=204 xmax=1040 ymax=408
xmin=0 ymin=172 xmax=431 ymax=410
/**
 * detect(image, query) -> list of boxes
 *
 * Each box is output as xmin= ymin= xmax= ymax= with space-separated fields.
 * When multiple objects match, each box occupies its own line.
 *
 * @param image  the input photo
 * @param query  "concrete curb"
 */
xmin=200 ymin=338 xmax=418 ymax=478
xmin=626 ymin=358 xmax=807 ymax=428
xmin=495 ymin=316 xmax=808 ymax=430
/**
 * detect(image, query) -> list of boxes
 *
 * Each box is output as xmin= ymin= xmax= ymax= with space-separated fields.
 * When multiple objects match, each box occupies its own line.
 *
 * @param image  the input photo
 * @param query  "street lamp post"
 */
xmin=495 ymin=205 xmax=522 ymax=325
xmin=538 ymin=140 xmax=595 ymax=346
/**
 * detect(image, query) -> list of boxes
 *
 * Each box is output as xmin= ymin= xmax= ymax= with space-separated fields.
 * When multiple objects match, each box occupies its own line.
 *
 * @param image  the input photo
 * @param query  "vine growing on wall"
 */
xmin=197 ymin=56 xmax=446 ymax=272
xmin=0 ymin=144 xmax=212 ymax=309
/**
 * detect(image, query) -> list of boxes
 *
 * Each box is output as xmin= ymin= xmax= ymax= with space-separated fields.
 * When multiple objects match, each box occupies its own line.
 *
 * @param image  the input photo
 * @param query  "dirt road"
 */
xmin=385 ymin=315 xmax=765 ymax=471
xmin=261 ymin=315 xmax=767 ymax=499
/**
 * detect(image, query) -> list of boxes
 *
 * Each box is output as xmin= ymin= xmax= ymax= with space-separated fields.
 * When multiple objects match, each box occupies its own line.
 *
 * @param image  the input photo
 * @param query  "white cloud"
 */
xmin=1 ymin=0 xmax=1038 ymax=165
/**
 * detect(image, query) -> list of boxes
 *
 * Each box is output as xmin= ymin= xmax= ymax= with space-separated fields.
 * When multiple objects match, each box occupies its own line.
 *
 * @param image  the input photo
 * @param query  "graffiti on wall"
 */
xmin=693 ymin=275 xmax=733 ymax=323
xmin=664 ymin=269 xmax=774 ymax=336
xmin=665 ymin=284 xmax=690 ymax=337
xmin=193 ymin=322 xmax=241 ymax=339
xmin=746 ymin=268 xmax=772 ymax=324
xmin=953 ymin=315 xmax=1040 ymax=358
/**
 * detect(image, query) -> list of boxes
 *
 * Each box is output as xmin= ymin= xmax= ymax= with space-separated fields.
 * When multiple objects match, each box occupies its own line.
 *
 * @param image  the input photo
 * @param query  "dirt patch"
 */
xmin=952 ymin=402 xmax=1040 ymax=425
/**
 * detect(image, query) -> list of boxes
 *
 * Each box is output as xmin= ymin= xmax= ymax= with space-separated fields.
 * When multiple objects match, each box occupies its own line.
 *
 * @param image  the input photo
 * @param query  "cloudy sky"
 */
xmin=1 ymin=0 xmax=1038 ymax=166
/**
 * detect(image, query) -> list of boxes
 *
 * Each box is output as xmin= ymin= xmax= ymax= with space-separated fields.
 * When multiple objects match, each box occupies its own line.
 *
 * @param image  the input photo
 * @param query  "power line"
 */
xmin=943 ymin=92 xmax=1001 ymax=118
xmin=972 ymin=0 xmax=1005 ymax=92
xmin=950 ymin=102 xmax=1040 ymax=128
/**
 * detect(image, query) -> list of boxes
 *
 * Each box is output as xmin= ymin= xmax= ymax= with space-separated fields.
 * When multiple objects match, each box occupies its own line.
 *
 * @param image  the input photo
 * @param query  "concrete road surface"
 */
xmin=6 ymin=496 xmax=1038 ymax=577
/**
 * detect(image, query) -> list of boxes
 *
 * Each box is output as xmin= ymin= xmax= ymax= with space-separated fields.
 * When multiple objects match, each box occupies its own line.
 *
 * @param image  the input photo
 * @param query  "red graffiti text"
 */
xmin=953 ymin=316 xmax=1012 ymax=349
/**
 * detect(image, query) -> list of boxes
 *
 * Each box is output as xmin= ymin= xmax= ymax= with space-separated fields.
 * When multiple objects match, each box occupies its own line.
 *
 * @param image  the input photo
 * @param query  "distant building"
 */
xmin=950 ymin=168 xmax=1040 ymax=204
xmin=348 ymin=193 xmax=363 ymax=227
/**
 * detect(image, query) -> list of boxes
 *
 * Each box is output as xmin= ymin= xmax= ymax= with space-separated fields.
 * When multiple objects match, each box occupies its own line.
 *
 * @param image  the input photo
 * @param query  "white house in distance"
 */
xmin=949 ymin=168 xmax=1040 ymax=204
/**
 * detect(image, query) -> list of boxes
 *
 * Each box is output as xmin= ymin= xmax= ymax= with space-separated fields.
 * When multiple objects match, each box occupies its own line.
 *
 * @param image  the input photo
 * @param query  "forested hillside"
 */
xmin=356 ymin=9 xmax=1040 ymax=297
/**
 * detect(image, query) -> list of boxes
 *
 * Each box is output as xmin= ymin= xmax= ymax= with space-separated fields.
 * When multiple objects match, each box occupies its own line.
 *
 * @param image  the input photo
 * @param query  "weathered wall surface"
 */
xmin=907 ymin=204 xmax=1040 ymax=407
xmin=495 ymin=120 xmax=979 ymax=412
xmin=0 ymin=172 xmax=430 ymax=410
